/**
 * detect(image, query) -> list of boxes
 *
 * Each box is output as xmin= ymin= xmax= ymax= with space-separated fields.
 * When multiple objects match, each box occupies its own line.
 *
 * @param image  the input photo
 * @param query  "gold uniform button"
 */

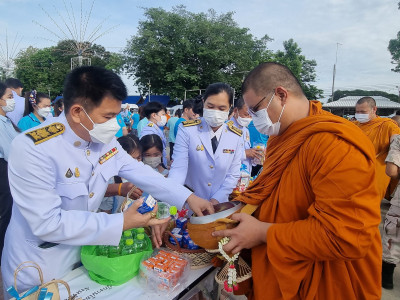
xmin=73 ymin=141 xmax=81 ymax=147
xmin=86 ymin=150 xmax=91 ymax=156
xmin=208 ymin=183 xmax=212 ymax=186
xmin=210 ymin=165 xmax=214 ymax=169
xmin=89 ymin=192 xmax=94 ymax=198
xmin=91 ymin=172 xmax=94 ymax=176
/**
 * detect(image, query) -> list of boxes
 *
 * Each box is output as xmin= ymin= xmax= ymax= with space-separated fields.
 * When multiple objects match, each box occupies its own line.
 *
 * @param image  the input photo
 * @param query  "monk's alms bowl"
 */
xmin=187 ymin=201 xmax=244 ymax=249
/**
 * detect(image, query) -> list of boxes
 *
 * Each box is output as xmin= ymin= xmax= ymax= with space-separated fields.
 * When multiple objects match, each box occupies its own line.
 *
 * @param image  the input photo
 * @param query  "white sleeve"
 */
xmin=168 ymin=123 xmax=190 ymax=185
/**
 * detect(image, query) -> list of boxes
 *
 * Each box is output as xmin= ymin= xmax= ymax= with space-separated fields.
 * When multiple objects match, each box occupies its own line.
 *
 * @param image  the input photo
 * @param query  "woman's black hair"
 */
xmin=234 ymin=97 xmax=246 ymax=110
xmin=192 ymin=94 xmax=204 ymax=117
xmin=117 ymin=135 xmax=142 ymax=155
xmin=143 ymin=102 xmax=165 ymax=119
xmin=203 ymin=82 xmax=234 ymax=106
xmin=23 ymin=91 xmax=50 ymax=117
xmin=139 ymin=134 xmax=163 ymax=154
xmin=53 ymin=97 xmax=64 ymax=117
xmin=0 ymin=82 xmax=6 ymax=98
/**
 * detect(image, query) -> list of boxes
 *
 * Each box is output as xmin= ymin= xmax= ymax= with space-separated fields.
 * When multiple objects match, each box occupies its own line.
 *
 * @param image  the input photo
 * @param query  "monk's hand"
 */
xmin=212 ymin=213 xmax=272 ymax=254
xmin=186 ymin=194 xmax=215 ymax=216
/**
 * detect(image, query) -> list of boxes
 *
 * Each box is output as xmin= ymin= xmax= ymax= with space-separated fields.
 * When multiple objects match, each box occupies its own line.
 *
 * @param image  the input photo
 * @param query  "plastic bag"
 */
xmin=81 ymin=235 xmax=153 ymax=286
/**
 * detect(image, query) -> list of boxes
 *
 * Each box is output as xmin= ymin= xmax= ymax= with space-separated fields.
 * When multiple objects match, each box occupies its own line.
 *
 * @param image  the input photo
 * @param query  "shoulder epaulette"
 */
xmin=25 ymin=122 xmax=65 ymax=145
xmin=147 ymin=122 xmax=154 ymax=127
xmin=227 ymin=121 xmax=242 ymax=136
xmin=183 ymin=119 xmax=202 ymax=127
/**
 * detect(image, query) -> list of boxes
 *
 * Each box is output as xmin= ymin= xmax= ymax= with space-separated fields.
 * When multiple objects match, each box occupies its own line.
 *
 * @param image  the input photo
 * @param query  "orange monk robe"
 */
xmin=356 ymin=117 xmax=400 ymax=198
xmin=236 ymin=101 xmax=382 ymax=300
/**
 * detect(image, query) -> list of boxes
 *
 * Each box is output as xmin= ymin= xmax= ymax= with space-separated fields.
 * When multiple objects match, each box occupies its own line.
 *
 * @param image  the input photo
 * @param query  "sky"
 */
xmin=1 ymin=0 xmax=400 ymax=101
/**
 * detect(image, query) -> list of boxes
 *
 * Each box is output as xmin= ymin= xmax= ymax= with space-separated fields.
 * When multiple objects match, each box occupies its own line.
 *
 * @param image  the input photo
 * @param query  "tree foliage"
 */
xmin=272 ymin=39 xmax=323 ymax=99
xmin=388 ymin=2 xmax=400 ymax=73
xmin=14 ymin=40 xmax=123 ymax=97
xmin=330 ymin=89 xmax=399 ymax=103
xmin=125 ymin=6 xmax=323 ymax=100
xmin=124 ymin=6 xmax=272 ymax=99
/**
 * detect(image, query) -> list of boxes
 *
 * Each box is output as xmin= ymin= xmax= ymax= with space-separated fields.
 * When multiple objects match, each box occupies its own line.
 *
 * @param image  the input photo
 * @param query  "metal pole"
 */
xmin=331 ymin=43 xmax=342 ymax=101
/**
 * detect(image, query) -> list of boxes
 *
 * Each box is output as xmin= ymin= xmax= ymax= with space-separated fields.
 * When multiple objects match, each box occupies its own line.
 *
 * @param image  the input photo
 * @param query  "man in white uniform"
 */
xmin=1 ymin=66 xmax=213 ymax=297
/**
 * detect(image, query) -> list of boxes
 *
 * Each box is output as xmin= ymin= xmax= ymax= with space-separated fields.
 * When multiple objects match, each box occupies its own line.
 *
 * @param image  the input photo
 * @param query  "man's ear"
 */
xmin=275 ymin=86 xmax=289 ymax=105
xmin=69 ymin=104 xmax=84 ymax=124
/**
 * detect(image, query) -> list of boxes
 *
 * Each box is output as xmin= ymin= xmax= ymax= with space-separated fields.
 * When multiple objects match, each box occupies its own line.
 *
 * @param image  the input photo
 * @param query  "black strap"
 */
xmin=211 ymin=136 xmax=218 ymax=153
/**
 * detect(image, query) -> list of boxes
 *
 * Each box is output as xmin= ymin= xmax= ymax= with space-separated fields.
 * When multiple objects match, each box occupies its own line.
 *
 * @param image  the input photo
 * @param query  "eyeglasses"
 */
xmin=248 ymin=91 xmax=275 ymax=116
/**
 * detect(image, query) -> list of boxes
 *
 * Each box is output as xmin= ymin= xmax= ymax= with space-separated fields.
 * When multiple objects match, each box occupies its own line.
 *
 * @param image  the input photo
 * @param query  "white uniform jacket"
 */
xmin=1 ymin=113 xmax=191 ymax=294
xmin=168 ymin=118 xmax=243 ymax=203
xmin=229 ymin=117 xmax=252 ymax=174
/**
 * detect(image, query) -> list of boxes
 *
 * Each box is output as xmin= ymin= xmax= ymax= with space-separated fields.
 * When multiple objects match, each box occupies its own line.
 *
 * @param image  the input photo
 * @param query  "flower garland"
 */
xmin=218 ymin=237 xmax=240 ymax=292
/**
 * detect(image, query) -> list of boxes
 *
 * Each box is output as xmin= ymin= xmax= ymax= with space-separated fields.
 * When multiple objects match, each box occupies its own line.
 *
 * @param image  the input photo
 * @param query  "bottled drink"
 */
xmin=121 ymin=238 xmax=135 ymax=255
xmin=156 ymin=202 xmax=177 ymax=219
xmin=133 ymin=233 xmax=148 ymax=253
xmin=120 ymin=230 xmax=133 ymax=247
xmin=97 ymin=245 xmax=109 ymax=256
xmin=136 ymin=227 xmax=145 ymax=235
xmin=108 ymin=245 xmax=121 ymax=258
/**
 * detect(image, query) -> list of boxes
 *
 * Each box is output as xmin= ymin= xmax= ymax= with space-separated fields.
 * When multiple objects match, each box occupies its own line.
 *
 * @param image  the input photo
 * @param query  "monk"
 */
xmin=213 ymin=62 xmax=382 ymax=300
xmin=354 ymin=97 xmax=400 ymax=199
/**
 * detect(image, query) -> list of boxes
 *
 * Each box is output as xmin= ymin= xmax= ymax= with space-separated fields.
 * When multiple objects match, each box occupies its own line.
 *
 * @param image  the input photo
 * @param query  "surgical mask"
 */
xmin=355 ymin=113 xmax=370 ymax=123
xmin=157 ymin=115 xmax=167 ymax=127
xmin=2 ymin=98 xmax=15 ymax=112
xmin=237 ymin=116 xmax=252 ymax=128
xmin=143 ymin=156 xmax=161 ymax=168
xmin=252 ymin=94 xmax=285 ymax=136
xmin=203 ymin=108 xmax=229 ymax=128
xmin=37 ymin=107 xmax=52 ymax=118
xmin=80 ymin=108 xmax=120 ymax=144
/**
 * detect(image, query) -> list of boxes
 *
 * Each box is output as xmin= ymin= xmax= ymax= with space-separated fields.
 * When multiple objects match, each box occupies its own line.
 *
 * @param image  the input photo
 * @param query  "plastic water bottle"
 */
xmin=97 ymin=245 xmax=109 ymax=256
xmin=108 ymin=245 xmax=120 ymax=258
xmin=136 ymin=227 xmax=145 ymax=235
xmin=120 ymin=230 xmax=133 ymax=247
xmin=237 ymin=164 xmax=251 ymax=192
xmin=121 ymin=238 xmax=135 ymax=255
xmin=133 ymin=233 xmax=148 ymax=253
xmin=156 ymin=202 xmax=177 ymax=219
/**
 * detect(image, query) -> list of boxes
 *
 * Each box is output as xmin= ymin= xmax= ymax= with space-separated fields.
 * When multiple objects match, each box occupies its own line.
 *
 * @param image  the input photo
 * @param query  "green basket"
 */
xmin=81 ymin=235 xmax=153 ymax=286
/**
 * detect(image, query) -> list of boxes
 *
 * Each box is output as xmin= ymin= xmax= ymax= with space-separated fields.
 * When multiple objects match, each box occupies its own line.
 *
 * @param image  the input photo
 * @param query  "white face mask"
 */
xmin=157 ymin=115 xmax=167 ymax=127
xmin=2 ymin=98 xmax=15 ymax=112
xmin=80 ymin=108 xmax=120 ymax=144
xmin=237 ymin=116 xmax=252 ymax=128
xmin=37 ymin=107 xmax=51 ymax=118
xmin=203 ymin=108 xmax=229 ymax=128
xmin=143 ymin=156 xmax=162 ymax=168
xmin=252 ymin=93 xmax=285 ymax=136
xmin=355 ymin=113 xmax=370 ymax=123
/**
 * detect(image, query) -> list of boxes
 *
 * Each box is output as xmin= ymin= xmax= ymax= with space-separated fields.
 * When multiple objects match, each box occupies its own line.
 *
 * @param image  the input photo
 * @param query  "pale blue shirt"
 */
xmin=0 ymin=115 xmax=19 ymax=161
xmin=136 ymin=117 xmax=148 ymax=136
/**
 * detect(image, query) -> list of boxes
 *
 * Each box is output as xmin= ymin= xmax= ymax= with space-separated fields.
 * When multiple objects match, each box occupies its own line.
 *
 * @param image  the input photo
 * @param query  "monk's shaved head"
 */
xmin=356 ymin=97 xmax=376 ymax=109
xmin=242 ymin=62 xmax=305 ymax=97
xmin=392 ymin=115 xmax=400 ymax=127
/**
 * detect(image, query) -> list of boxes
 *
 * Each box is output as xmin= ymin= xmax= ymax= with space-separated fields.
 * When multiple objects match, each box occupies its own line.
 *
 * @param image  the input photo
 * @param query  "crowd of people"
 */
xmin=0 ymin=62 xmax=398 ymax=299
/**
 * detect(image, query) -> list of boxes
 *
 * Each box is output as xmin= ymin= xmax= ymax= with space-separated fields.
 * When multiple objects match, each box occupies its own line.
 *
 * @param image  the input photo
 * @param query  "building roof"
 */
xmin=323 ymin=96 xmax=400 ymax=108
xmin=122 ymin=95 xmax=170 ymax=106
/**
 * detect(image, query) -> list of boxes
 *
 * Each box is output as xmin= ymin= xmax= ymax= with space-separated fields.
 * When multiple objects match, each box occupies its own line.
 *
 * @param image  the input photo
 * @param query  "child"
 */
xmin=140 ymin=134 xmax=169 ymax=177
xmin=99 ymin=135 xmax=143 ymax=213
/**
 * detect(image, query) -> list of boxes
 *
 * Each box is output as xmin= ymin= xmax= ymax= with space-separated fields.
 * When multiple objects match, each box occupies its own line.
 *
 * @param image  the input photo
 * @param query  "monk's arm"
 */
xmin=267 ymin=134 xmax=381 ymax=261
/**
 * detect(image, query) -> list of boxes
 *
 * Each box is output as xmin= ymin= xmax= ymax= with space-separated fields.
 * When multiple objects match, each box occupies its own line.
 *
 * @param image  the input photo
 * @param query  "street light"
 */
xmin=331 ymin=42 xmax=342 ymax=101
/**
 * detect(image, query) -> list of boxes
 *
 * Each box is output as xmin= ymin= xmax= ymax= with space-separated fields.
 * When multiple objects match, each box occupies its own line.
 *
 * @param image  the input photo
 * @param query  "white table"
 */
xmin=59 ymin=265 xmax=215 ymax=300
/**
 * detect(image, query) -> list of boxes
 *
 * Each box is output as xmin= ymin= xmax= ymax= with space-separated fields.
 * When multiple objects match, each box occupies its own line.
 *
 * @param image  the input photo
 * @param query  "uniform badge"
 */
xmin=99 ymin=147 xmax=119 ymax=164
xmin=65 ymin=168 xmax=73 ymax=178
xmin=148 ymin=123 xmax=154 ymax=127
xmin=223 ymin=149 xmax=235 ymax=154
xmin=226 ymin=121 xmax=243 ymax=137
xmin=25 ymin=122 xmax=65 ymax=145
xmin=74 ymin=167 xmax=80 ymax=178
xmin=183 ymin=119 xmax=202 ymax=127
xmin=196 ymin=145 xmax=204 ymax=151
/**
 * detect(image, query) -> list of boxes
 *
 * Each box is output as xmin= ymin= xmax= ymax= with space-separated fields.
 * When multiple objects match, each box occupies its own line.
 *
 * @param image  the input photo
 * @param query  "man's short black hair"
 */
xmin=5 ymin=78 xmax=23 ymax=89
xmin=183 ymin=99 xmax=194 ymax=111
xmin=143 ymin=102 xmax=165 ymax=119
xmin=234 ymin=97 xmax=246 ymax=110
xmin=63 ymin=66 xmax=127 ymax=113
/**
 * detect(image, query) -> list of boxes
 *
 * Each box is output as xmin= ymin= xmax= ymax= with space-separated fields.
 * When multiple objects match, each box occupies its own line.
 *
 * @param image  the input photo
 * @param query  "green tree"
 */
xmin=14 ymin=40 xmax=124 ymax=97
xmin=388 ymin=2 xmax=400 ymax=72
xmin=124 ymin=6 xmax=272 ymax=99
xmin=272 ymin=39 xmax=323 ymax=99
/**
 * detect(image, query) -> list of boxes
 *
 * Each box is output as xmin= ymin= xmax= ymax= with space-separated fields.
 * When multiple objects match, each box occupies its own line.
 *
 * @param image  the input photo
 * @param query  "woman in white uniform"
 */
xmin=169 ymin=83 xmax=244 ymax=204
